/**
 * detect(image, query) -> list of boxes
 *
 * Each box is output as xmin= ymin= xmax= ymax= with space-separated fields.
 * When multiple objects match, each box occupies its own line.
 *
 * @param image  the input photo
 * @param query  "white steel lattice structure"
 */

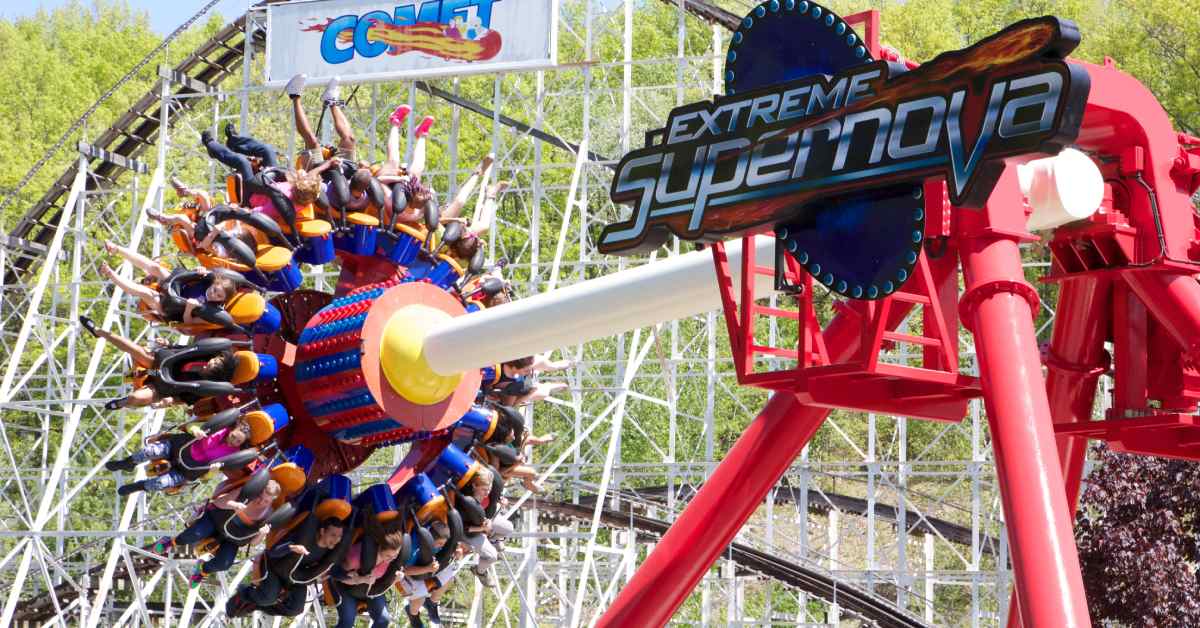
xmin=0 ymin=0 xmax=1022 ymax=625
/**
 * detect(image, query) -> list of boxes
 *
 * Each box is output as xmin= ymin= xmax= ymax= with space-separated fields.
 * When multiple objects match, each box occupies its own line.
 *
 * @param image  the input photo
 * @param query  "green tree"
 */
xmin=0 ymin=0 xmax=226 ymax=227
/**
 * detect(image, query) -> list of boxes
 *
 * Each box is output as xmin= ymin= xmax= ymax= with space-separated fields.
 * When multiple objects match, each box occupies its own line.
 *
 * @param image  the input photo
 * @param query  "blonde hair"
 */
xmin=473 ymin=466 xmax=493 ymax=490
xmin=290 ymin=170 xmax=322 ymax=206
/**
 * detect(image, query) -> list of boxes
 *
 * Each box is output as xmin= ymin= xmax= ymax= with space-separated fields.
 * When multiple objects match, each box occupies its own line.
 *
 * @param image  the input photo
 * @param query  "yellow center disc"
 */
xmin=379 ymin=304 xmax=462 ymax=405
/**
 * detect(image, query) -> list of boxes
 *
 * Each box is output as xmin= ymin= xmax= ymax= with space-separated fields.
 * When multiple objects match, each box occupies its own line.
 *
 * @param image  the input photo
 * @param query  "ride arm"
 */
xmin=483 ymin=443 xmax=521 ymax=468
xmin=365 ymin=557 xmax=403 ymax=597
xmin=433 ymin=508 xmax=464 ymax=566
xmin=485 ymin=463 xmax=505 ymax=518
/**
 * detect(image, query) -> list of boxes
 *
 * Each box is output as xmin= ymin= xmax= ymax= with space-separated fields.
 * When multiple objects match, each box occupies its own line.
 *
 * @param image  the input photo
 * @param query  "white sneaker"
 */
xmin=322 ymin=77 xmax=341 ymax=104
xmin=284 ymin=74 xmax=307 ymax=97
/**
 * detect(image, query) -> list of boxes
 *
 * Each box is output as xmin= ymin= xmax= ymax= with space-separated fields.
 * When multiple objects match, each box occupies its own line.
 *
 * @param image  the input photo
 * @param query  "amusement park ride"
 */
xmin=5 ymin=0 xmax=1200 ymax=625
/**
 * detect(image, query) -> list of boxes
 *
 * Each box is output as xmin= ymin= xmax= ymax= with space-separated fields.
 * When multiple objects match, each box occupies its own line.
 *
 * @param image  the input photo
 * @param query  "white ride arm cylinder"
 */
xmin=423 ymin=235 xmax=778 ymax=375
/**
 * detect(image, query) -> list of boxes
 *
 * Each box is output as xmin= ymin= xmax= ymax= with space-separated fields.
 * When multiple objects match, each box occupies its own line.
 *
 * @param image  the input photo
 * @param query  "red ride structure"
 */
xmin=598 ymin=8 xmax=1200 ymax=628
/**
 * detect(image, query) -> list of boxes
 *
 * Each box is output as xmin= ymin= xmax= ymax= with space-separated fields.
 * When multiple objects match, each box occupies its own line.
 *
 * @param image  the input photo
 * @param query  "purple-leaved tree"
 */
xmin=1075 ymin=444 xmax=1200 ymax=626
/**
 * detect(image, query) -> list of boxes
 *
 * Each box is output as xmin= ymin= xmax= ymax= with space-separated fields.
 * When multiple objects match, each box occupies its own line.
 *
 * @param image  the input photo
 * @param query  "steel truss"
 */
xmin=0 ymin=0 xmax=1019 ymax=625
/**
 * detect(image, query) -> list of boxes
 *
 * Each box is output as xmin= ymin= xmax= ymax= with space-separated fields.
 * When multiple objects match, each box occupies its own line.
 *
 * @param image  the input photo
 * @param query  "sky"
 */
xmin=0 ymin=0 xmax=251 ymax=34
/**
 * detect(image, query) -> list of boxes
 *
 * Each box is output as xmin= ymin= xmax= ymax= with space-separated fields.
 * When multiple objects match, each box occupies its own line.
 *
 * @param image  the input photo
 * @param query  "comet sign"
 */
xmin=599 ymin=10 xmax=1090 ymax=300
xmin=266 ymin=0 xmax=557 ymax=84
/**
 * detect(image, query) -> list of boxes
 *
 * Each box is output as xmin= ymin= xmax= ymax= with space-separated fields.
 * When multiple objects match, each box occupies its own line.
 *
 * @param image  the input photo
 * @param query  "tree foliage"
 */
xmin=1076 ymin=446 xmax=1200 ymax=626
xmin=0 ymin=0 xmax=225 ymax=227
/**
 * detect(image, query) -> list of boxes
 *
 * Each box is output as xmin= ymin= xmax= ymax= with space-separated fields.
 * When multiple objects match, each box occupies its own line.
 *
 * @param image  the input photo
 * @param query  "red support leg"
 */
xmin=959 ymin=227 xmax=1092 ymax=628
xmin=596 ymin=392 xmax=828 ymax=627
xmin=1046 ymin=277 xmax=1112 ymax=511
xmin=1006 ymin=276 xmax=1110 ymax=627
xmin=598 ymin=302 xmax=915 ymax=627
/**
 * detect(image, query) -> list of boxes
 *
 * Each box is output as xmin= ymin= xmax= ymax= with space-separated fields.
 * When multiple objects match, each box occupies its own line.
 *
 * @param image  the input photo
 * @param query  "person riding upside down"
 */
xmin=201 ymin=124 xmax=334 ymax=245
xmin=286 ymin=74 xmax=438 ymax=223
xmin=156 ymin=478 xmax=284 ymax=587
xmin=77 ymin=324 xmax=243 ymax=410
xmin=228 ymin=513 xmax=353 ymax=618
xmin=105 ymin=412 xmax=264 ymax=496
xmin=97 ymin=240 xmax=252 ymax=332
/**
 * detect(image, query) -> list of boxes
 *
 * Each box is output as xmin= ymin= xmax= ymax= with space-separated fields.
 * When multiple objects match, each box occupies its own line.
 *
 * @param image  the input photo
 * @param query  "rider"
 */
xmin=106 ymin=415 xmax=258 ymax=496
xmin=78 ymin=324 xmax=240 ymax=410
xmin=229 ymin=515 xmax=353 ymax=617
xmin=97 ymin=241 xmax=242 ymax=329
xmin=157 ymin=478 xmax=283 ymax=586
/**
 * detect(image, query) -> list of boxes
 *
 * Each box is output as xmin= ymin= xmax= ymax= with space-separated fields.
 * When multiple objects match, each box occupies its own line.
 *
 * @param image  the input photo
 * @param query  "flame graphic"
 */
xmin=305 ymin=18 xmax=503 ymax=62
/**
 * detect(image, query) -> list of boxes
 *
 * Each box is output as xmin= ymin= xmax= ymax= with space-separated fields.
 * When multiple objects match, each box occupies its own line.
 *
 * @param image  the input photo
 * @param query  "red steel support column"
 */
xmin=597 ymin=392 xmax=827 ymax=627
xmin=1006 ymin=276 xmax=1110 ymax=628
xmin=598 ymin=301 xmax=914 ymax=627
xmin=959 ymin=203 xmax=1091 ymax=626
xmin=1047 ymin=276 xmax=1112 ymax=511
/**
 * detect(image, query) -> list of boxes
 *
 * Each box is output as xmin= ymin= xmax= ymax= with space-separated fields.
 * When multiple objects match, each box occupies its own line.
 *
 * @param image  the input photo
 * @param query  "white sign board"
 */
xmin=266 ymin=0 xmax=556 ymax=85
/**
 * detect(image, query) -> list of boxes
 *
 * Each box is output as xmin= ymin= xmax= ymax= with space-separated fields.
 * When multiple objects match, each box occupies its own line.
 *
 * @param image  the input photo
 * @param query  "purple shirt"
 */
xmin=188 ymin=427 xmax=239 ymax=464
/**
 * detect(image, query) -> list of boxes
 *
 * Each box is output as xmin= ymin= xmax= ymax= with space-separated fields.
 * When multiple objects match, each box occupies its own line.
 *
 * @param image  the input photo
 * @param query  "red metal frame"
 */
xmin=600 ymin=14 xmax=1200 ymax=628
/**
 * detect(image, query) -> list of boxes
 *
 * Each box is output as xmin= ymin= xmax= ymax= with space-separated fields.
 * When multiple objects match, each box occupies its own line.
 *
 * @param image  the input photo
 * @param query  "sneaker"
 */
xmin=200 ymin=130 xmax=215 ymax=148
xmin=414 ymin=115 xmax=436 ymax=138
xmin=389 ymin=104 xmax=412 ymax=128
xmin=152 ymin=536 xmax=173 ymax=555
xmin=170 ymin=176 xmax=189 ymax=197
xmin=285 ymin=73 xmax=307 ymax=98
xmin=321 ymin=76 xmax=341 ymax=104
xmin=105 ymin=456 xmax=135 ymax=472
xmin=188 ymin=566 xmax=206 ymax=588
xmin=116 ymin=481 xmax=145 ymax=497
xmin=406 ymin=611 xmax=426 ymax=628
xmin=223 ymin=122 xmax=237 ymax=140
xmin=78 ymin=316 xmax=100 ymax=339
xmin=423 ymin=598 xmax=443 ymax=623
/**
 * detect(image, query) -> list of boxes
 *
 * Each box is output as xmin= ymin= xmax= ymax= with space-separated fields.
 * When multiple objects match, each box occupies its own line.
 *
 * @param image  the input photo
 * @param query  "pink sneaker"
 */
xmin=389 ymin=105 xmax=412 ymax=128
xmin=414 ymin=115 xmax=436 ymax=138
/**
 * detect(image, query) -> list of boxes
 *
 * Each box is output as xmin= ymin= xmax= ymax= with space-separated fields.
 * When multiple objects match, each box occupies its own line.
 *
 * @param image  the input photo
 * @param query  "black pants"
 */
xmin=206 ymin=134 xmax=280 ymax=180
xmin=204 ymin=135 xmax=300 ymax=244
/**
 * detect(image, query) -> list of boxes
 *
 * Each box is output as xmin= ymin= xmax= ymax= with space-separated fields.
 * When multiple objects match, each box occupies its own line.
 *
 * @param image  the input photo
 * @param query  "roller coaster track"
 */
xmin=580 ymin=484 xmax=999 ymax=555
xmin=537 ymin=500 xmax=929 ymax=628
xmin=655 ymin=0 xmax=741 ymax=30
xmin=12 ymin=544 xmax=162 ymax=625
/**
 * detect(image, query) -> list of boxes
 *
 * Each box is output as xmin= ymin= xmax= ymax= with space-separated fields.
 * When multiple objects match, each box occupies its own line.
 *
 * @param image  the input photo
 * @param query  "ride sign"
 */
xmin=599 ymin=15 xmax=1090 ymax=261
xmin=266 ymin=0 xmax=557 ymax=85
